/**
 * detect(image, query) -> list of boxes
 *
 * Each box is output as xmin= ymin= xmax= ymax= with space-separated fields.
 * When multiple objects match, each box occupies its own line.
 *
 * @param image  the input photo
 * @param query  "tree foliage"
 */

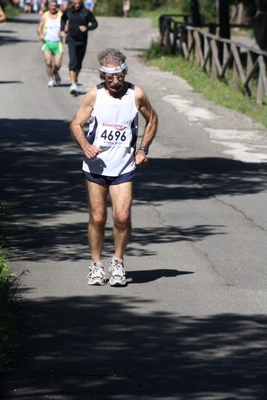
xmin=180 ymin=0 xmax=217 ymax=22
xmin=95 ymin=0 xmax=182 ymax=17
xmin=95 ymin=0 xmax=217 ymax=21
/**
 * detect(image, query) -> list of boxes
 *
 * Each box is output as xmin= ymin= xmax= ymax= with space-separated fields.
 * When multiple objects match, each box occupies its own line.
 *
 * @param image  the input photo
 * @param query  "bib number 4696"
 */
xmin=101 ymin=129 xmax=126 ymax=142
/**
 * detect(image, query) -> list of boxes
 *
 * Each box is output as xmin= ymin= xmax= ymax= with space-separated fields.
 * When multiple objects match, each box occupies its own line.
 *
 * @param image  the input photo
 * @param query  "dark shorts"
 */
xmin=68 ymin=42 xmax=86 ymax=70
xmin=83 ymin=170 xmax=135 ymax=186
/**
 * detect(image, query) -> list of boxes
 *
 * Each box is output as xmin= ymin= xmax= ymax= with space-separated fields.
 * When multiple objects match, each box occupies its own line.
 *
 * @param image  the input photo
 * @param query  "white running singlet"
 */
xmin=43 ymin=11 xmax=62 ymax=42
xmin=82 ymin=83 xmax=139 ymax=177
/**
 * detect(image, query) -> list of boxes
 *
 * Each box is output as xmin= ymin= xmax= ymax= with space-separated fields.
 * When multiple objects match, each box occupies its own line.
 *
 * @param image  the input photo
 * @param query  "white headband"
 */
xmin=99 ymin=63 xmax=127 ymax=74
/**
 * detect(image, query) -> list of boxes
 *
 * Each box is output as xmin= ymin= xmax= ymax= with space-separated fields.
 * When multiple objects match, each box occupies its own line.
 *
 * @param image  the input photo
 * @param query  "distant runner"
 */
xmin=122 ymin=0 xmax=130 ymax=17
xmin=60 ymin=0 xmax=98 ymax=96
xmin=0 ymin=1 xmax=6 ymax=22
xmin=37 ymin=0 xmax=63 ymax=87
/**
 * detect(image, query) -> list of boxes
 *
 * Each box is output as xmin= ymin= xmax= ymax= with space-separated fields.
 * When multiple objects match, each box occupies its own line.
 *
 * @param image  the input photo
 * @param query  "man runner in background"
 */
xmin=0 ymin=0 xmax=6 ymax=22
xmin=85 ymin=0 xmax=96 ymax=12
xmin=60 ymin=0 xmax=98 ymax=96
xmin=70 ymin=48 xmax=158 ymax=286
xmin=122 ymin=0 xmax=130 ymax=17
xmin=37 ymin=0 xmax=63 ymax=87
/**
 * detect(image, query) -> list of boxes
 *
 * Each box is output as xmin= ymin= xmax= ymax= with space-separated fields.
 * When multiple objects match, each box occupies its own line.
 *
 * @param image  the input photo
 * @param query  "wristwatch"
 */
xmin=138 ymin=146 xmax=149 ymax=155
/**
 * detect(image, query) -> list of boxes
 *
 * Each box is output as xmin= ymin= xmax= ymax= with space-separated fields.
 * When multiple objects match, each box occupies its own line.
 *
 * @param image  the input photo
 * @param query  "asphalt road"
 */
xmin=0 ymin=13 xmax=267 ymax=400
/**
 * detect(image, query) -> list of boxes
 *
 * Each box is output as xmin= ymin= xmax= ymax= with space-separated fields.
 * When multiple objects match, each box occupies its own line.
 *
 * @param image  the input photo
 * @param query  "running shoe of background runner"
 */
xmin=47 ymin=80 xmax=55 ymax=88
xmin=54 ymin=72 xmax=61 ymax=85
xmin=70 ymin=83 xmax=78 ymax=96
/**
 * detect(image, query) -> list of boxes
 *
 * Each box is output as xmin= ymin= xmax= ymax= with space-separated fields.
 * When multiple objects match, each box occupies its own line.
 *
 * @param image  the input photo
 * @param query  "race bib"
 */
xmin=97 ymin=122 xmax=132 ymax=147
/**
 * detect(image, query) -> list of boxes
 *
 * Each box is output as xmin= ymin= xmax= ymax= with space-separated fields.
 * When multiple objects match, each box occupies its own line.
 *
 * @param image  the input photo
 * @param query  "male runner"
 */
xmin=60 ymin=0 xmax=98 ymax=96
xmin=122 ymin=0 xmax=130 ymax=17
xmin=70 ymin=48 xmax=158 ymax=286
xmin=85 ymin=0 xmax=96 ymax=12
xmin=0 ymin=0 xmax=6 ymax=22
xmin=37 ymin=0 xmax=63 ymax=87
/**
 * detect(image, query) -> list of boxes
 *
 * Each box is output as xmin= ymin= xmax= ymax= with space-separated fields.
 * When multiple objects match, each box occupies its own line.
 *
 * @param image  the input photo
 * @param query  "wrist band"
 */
xmin=138 ymin=147 xmax=149 ymax=155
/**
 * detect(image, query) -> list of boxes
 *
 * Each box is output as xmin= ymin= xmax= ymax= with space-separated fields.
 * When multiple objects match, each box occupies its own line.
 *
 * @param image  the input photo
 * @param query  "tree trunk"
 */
xmin=219 ymin=0 xmax=230 ymax=39
xmin=190 ymin=0 xmax=202 ymax=27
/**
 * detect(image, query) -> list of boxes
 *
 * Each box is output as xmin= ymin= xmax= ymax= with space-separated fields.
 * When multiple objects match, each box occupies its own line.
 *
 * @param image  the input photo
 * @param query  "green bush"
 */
xmin=94 ymin=0 xmax=216 ymax=22
xmin=180 ymin=0 xmax=217 ymax=23
xmin=0 ymin=207 xmax=17 ymax=369
xmin=95 ymin=0 xmax=180 ymax=17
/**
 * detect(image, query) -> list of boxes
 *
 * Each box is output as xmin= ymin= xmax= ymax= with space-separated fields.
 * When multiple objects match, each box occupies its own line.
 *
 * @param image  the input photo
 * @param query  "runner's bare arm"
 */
xmin=134 ymin=85 xmax=158 ymax=165
xmin=37 ymin=15 xmax=46 ymax=40
xmin=0 ymin=5 xmax=6 ymax=23
xmin=70 ymin=86 xmax=102 ymax=159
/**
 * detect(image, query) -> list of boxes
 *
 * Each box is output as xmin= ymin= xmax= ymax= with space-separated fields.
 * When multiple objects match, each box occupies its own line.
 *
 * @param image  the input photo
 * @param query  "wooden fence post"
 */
xmin=246 ymin=51 xmax=253 ymax=97
xmin=188 ymin=29 xmax=194 ymax=62
xmin=162 ymin=18 xmax=172 ymax=53
xmin=257 ymin=56 xmax=267 ymax=105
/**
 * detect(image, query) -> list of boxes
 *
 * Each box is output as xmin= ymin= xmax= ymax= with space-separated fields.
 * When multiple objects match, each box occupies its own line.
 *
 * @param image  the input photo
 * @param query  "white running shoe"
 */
xmin=109 ymin=258 xmax=126 ymax=286
xmin=87 ymin=262 xmax=106 ymax=286
xmin=70 ymin=84 xmax=78 ymax=96
xmin=54 ymin=72 xmax=61 ymax=85
xmin=47 ymin=80 xmax=55 ymax=88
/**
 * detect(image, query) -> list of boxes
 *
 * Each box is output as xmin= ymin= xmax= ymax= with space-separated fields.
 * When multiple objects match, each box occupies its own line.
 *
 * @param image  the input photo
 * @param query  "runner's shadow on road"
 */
xmin=127 ymin=269 xmax=193 ymax=284
xmin=55 ymin=85 xmax=87 ymax=96
xmin=10 ymin=17 xmax=39 ymax=24
xmin=0 ymin=80 xmax=22 ymax=84
xmin=0 ymin=29 xmax=15 ymax=33
xmin=54 ymin=83 xmax=71 ymax=88
xmin=77 ymin=90 xmax=87 ymax=96
xmin=0 ymin=35 xmax=37 ymax=45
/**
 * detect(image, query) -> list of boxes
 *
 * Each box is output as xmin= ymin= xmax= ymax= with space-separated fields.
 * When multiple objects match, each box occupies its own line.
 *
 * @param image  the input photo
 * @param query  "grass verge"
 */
xmin=0 ymin=205 xmax=17 ymax=370
xmin=144 ymin=41 xmax=267 ymax=128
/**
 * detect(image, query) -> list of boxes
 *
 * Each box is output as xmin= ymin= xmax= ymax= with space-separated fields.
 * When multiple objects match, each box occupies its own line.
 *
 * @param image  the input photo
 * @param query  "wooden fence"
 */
xmin=159 ymin=15 xmax=267 ymax=105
